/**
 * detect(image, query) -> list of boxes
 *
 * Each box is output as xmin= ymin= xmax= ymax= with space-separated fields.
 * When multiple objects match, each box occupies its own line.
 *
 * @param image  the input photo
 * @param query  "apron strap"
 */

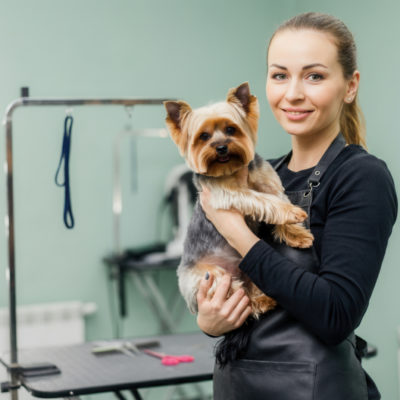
xmin=308 ymin=133 xmax=346 ymax=186
xmin=303 ymin=133 xmax=346 ymax=197
xmin=273 ymin=133 xmax=346 ymax=197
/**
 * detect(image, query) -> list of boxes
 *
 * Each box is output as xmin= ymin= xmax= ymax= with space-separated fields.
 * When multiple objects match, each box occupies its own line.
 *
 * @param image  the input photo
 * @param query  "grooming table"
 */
xmin=0 ymin=332 xmax=216 ymax=399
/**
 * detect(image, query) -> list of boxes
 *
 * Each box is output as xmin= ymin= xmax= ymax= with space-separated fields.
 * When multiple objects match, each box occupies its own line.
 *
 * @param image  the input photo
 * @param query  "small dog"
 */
xmin=164 ymin=82 xmax=313 ymax=318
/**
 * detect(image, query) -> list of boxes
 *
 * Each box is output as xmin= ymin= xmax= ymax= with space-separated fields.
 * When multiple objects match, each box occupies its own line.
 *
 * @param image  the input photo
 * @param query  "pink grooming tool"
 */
xmin=143 ymin=349 xmax=195 ymax=366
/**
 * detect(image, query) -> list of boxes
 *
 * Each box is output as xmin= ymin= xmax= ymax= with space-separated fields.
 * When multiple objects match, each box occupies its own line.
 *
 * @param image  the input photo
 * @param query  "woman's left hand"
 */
xmin=199 ymin=186 xmax=259 ymax=256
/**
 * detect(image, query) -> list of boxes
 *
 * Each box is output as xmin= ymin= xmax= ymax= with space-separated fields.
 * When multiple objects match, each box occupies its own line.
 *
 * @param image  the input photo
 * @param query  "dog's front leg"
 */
xmin=210 ymin=188 xmax=307 ymax=225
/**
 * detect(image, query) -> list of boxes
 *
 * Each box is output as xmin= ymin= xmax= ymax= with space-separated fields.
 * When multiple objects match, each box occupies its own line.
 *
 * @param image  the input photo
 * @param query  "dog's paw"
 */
xmin=251 ymin=295 xmax=277 ymax=318
xmin=285 ymin=229 xmax=314 ymax=248
xmin=244 ymin=281 xmax=277 ymax=318
xmin=286 ymin=205 xmax=307 ymax=224
xmin=273 ymin=223 xmax=314 ymax=248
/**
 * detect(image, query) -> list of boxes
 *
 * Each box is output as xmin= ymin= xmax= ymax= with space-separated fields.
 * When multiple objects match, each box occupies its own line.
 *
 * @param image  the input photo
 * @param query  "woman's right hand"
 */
xmin=196 ymin=273 xmax=252 ymax=336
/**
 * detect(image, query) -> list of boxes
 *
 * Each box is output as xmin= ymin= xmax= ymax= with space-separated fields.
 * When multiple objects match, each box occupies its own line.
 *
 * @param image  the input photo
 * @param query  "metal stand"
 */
xmin=2 ymin=88 xmax=171 ymax=399
xmin=107 ymin=123 xmax=187 ymax=333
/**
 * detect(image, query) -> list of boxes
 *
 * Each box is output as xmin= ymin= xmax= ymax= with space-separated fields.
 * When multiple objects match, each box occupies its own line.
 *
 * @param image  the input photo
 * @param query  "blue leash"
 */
xmin=55 ymin=115 xmax=74 ymax=229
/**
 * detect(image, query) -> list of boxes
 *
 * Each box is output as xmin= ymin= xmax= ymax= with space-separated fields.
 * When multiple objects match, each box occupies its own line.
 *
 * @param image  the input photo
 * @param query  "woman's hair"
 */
xmin=268 ymin=12 xmax=366 ymax=148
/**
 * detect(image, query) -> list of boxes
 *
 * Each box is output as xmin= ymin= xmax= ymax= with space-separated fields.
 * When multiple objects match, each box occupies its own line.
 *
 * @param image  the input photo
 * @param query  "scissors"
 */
xmin=92 ymin=341 xmax=139 ymax=357
xmin=92 ymin=340 xmax=160 ymax=357
xmin=142 ymin=349 xmax=195 ymax=366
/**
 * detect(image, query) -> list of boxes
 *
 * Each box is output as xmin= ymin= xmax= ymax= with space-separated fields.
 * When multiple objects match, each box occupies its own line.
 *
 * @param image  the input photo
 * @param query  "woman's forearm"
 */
xmin=224 ymin=224 xmax=260 ymax=257
xmin=199 ymin=187 xmax=260 ymax=257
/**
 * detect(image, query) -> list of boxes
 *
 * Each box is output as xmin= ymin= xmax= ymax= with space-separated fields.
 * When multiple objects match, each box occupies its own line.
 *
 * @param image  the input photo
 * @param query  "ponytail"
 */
xmin=341 ymin=95 xmax=366 ymax=148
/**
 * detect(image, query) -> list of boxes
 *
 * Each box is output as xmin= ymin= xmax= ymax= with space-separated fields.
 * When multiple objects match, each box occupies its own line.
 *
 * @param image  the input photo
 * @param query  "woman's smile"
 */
xmin=282 ymin=107 xmax=314 ymax=121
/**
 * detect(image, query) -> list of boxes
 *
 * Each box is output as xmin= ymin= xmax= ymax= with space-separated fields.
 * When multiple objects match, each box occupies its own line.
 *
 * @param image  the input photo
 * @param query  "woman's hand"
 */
xmin=196 ymin=273 xmax=252 ymax=336
xmin=199 ymin=186 xmax=259 ymax=256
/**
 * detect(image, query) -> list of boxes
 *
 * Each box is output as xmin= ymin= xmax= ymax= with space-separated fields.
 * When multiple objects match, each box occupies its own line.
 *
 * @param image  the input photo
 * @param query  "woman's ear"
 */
xmin=344 ymin=70 xmax=360 ymax=103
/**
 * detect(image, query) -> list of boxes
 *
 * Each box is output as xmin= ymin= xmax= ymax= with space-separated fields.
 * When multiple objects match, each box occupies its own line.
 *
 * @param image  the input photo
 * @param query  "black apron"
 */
xmin=213 ymin=134 xmax=374 ymax=400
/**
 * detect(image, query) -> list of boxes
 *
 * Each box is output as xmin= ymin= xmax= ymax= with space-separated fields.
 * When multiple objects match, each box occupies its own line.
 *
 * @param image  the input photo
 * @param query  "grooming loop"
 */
xmin=55 ymin=113 xmax=74 ymax=228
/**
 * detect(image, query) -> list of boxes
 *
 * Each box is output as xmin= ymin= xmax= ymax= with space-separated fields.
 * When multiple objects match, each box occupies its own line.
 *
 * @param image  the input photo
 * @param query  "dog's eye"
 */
xmin=199 ymin=132 xmax=211 ymax=141
xmin=225 ymin=126 xmax=236 ymax=135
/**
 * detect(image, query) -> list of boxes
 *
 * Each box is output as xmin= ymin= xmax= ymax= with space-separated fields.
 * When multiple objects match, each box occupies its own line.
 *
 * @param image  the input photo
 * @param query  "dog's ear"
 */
xmin=164 ymin=101 xmax=192 ymax=155
xmin=165 ymin=101 xmax=191 ymax=129
xmin=227 ymin=82 xmax=259 ymax=140
xmin=227 ymin=82 xmax=253 ymax=112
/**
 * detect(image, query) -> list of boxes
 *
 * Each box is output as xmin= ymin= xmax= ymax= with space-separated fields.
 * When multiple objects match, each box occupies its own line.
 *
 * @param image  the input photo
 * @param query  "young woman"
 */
xmin=197 ymin=12 xmax=397 ymax=400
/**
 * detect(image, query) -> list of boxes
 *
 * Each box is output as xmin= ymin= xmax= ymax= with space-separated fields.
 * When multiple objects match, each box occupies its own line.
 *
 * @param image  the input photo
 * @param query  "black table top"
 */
xmin=104 ymin=253 xmax=181 ymax=271
xmin=0 ymin=332 xmax=217 ymax=398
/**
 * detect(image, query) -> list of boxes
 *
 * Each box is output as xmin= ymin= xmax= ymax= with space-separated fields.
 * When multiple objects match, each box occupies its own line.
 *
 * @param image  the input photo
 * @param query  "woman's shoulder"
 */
xmin=324 ymin=145 xmax=397 ymax=213
xmin=331 ymin=144 xmax=394 ymax=182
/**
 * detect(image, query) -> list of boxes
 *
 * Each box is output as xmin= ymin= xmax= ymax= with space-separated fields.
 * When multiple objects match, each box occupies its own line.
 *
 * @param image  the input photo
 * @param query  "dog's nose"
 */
xmin=216 ymin=145 xmax=228 ymax=156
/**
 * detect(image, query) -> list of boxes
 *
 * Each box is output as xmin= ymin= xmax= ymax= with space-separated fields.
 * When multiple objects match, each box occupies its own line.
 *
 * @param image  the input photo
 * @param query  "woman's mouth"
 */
xmin=282 ymin=108 xmax=314 ymax=121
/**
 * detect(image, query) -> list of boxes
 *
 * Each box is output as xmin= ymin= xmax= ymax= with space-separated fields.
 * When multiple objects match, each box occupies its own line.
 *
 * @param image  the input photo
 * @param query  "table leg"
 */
xmin=131 ymin=273 xmax=175 ymax=333
xmin=130 ymin=388 xmax=144 ymax=400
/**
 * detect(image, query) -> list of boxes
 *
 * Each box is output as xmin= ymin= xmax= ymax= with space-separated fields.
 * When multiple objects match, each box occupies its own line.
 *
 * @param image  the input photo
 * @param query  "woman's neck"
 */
xmin=288 ymin=130 xmax=339 ymax=172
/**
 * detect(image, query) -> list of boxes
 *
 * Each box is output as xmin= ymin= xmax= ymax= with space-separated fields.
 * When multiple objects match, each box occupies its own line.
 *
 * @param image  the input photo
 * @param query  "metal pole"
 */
xmin=5 ymin=98 xmax=168 ymax=109
xmin=5 ymin=107 xmax=19 ymax=400
xmin=2 ymin=96 xmax=170 ymax=399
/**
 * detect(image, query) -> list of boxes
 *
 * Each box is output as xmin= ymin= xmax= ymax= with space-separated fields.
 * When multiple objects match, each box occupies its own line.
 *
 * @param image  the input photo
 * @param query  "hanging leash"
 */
xmin=55 ymin=114 xmax=74 ymax=228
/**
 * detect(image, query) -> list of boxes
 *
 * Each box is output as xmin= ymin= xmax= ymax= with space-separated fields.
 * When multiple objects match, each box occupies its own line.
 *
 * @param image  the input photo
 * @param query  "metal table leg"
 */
xmin=130 ymin=272 xmax=176 ymax=333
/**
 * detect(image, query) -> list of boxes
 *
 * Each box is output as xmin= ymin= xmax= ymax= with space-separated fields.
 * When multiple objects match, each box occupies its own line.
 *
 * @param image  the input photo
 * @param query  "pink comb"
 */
xmin=143 ymin=349 xmax=195 ymax=366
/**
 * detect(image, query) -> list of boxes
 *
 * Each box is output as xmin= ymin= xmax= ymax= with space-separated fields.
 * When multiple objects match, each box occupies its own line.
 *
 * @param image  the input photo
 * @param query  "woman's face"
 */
xmin=266 ymin=29 xmax=355 ymax=140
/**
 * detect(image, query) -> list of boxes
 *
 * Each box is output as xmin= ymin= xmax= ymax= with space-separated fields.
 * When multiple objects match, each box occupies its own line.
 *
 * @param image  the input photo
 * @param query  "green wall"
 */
xmin=0 ymin=1 xmax=398 ymax=399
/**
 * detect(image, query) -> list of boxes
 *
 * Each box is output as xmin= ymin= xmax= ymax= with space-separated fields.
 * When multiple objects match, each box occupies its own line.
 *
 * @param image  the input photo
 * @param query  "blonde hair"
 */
xmin=268 ymin=12 xmax=366 ymax=148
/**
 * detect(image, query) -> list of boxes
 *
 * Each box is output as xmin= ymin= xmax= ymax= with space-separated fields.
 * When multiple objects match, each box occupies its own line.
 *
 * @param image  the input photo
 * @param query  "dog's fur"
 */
xmin=164 ymin=82 xmax=313 ymax=319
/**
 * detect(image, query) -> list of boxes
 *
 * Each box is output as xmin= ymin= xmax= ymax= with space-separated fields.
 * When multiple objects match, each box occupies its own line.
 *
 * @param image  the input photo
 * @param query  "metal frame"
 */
xmin=110 ymin=126 xmax=186 ymax=327
xmin=112 ymin=126 xmax=169 ymax=255
xmin=3 ymin=95 xmax=170 ymax=399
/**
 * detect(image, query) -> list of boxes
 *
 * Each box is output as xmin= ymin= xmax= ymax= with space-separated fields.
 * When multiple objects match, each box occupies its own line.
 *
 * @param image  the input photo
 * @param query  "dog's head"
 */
xmin=164 ymin=82 xmax=259 ymax=177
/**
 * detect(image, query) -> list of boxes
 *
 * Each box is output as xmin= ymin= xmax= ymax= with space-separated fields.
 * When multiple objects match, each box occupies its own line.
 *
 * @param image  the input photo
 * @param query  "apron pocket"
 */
xmin=226 ymin=359 xmax=316 ymax=400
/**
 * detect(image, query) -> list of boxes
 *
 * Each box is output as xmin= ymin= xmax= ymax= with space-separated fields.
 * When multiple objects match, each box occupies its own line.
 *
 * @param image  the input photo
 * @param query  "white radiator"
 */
xmin=0 ymin=301 xmax=97 ymax=352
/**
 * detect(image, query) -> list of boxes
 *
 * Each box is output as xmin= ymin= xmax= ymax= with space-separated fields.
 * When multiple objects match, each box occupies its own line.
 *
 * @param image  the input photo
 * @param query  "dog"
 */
xmin=164 ymin=82 xmax=313 ymax=318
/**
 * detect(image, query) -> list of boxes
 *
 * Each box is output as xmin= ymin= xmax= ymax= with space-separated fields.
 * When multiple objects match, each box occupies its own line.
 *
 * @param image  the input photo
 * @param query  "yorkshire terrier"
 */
xmin=164 ymin=82 xmax=313 ymax=318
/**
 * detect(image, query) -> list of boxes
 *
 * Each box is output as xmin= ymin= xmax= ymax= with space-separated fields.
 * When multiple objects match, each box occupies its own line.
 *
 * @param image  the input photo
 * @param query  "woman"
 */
xmin=197 ymin=12 xmax=397 ymax=400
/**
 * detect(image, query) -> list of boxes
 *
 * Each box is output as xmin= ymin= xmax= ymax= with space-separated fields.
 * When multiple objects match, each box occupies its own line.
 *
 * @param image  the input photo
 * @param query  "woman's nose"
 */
xmin=284 ymin=79 xmax=305 ymax=102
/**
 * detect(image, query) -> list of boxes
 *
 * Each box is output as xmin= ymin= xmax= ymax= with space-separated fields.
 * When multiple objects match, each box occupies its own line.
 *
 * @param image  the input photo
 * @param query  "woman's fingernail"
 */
xmin=205 ymin=272 xmax=210 ymax=280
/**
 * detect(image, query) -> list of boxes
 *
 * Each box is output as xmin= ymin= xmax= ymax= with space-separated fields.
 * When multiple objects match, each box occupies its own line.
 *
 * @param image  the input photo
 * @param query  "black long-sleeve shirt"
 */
xmin=239 ymin=144 xmax=397 ymax=345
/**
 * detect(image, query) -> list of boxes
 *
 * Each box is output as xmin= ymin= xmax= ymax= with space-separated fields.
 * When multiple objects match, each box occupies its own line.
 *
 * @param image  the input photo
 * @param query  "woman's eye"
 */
xmin=272 ymin=73 xmax=287 ymax=81
xmin=307 ymin=73 xmax=324 ymax=82
xmin=199 ymin=132 xmax=211 ymax=141
xmin=225 ymin=126 xmax=236 ymax=135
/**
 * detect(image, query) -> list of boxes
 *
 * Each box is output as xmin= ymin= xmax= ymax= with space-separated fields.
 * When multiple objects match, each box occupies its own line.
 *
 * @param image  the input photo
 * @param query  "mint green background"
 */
xmin=0 ymin=1 xmax=398 ymax=399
